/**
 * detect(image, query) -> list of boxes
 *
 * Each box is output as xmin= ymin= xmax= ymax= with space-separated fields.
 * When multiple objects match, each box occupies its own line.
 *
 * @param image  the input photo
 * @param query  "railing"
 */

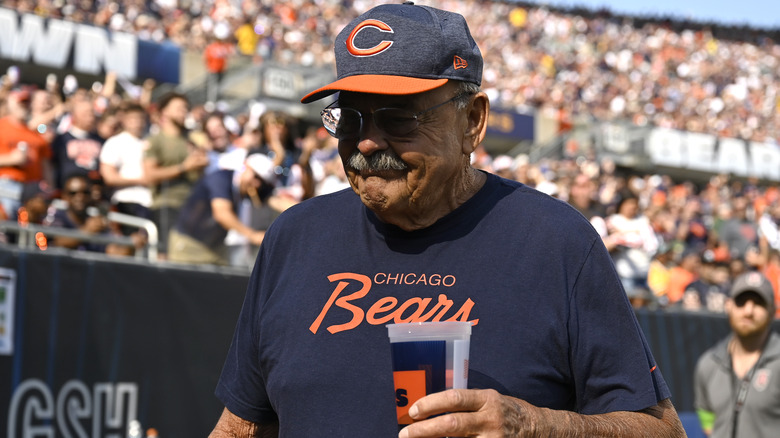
xmin=0 ymin=211 xmax=159 ymax=261
xmin=107 ymin=211 xmax=159 ymax=260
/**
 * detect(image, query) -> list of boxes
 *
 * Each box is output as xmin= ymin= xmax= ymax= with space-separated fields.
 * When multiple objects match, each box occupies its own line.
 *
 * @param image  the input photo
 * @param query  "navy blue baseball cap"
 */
xmin=301 ymin=2 xmax=483 ymax=103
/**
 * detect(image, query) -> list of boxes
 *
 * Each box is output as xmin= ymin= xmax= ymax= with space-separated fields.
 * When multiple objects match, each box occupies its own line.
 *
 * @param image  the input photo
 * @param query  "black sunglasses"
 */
xmin=67 ymin=189 xmax=90 ymax=196
xmin=321 ymin=93 xmax=471 ymax=140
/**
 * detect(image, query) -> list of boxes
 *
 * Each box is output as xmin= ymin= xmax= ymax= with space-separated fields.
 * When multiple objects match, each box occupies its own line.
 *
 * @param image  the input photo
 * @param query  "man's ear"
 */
xmin=462 ymin=92 xmax=490 ymax=155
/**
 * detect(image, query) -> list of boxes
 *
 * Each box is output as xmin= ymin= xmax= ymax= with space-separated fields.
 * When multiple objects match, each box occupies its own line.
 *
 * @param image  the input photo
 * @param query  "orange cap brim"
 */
xmin=301 ymin=75 xmax=449 ymax=103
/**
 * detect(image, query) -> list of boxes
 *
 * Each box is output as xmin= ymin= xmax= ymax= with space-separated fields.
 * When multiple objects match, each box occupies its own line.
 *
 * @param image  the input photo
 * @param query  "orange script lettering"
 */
xmin=309 ymin=272 xmax=479 ymax=334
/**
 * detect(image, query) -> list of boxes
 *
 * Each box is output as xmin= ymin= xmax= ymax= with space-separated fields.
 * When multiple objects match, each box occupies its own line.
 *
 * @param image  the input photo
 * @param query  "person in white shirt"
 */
xmin=99 ymin=102 xmax=153 ymax=234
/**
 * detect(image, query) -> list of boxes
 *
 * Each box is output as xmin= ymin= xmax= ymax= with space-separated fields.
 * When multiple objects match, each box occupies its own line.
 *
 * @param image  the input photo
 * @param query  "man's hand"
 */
xmin=83 ymin=216 xmax=108 ymax=234
xmin=182 ymin=149 xmax=209 ymax=172
xmin=399 ymin=390 xmax=685 ymax=438
xmin=399 ymin=389 xmax=535 ymax=438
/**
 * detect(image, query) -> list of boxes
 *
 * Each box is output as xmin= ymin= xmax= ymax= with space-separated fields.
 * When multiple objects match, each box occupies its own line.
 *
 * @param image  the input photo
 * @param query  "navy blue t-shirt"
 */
xmin=174 ymin=169 xmax=236 ymax=248
xmin=45 ymin=208 xmax=107 ymax=252
xmin=51 ymin=130 xmax=104 ymax=189
xmin=215 ymin=173 xmax=671 ymax=437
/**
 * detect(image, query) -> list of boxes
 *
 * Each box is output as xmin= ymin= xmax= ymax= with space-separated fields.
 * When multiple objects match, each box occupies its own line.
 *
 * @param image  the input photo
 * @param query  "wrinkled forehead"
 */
xmin=338 ymin=91 xmax=415 ymax=108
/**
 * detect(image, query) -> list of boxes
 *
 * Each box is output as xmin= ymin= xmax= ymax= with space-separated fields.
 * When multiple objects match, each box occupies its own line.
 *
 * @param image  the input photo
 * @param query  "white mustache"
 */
xmin=347 ymin=150 xmax=408 ymax=172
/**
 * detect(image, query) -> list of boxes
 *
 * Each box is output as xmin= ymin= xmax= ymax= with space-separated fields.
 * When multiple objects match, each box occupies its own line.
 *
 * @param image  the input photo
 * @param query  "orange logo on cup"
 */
xmin=393 ymin=370 xmax=426 ymax=424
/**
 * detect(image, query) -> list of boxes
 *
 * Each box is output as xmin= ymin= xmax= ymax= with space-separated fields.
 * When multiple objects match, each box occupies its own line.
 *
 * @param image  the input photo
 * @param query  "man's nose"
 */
xmin=356 ymin=118 xmax=390 ymax=156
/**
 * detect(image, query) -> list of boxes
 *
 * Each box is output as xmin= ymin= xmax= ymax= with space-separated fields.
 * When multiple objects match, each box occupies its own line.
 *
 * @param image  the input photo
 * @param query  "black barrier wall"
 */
xmin=1 ymin=246 xmax=778 ymax=437
xmin=0 ymin=247 xmax=248 ymax=438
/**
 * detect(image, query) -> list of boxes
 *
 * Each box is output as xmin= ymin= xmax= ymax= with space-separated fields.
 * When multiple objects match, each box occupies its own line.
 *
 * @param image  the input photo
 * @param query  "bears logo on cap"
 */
xmin=347 ymin=19 xmax=394 ymax=57
xmin=300 ymin=3 xmax=483 ymax=103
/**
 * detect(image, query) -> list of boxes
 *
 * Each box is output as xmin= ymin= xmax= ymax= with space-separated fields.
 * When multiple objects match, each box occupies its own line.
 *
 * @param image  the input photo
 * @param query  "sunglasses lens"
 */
xmin=374 ymin=108 xmax=417 ymax=138
xmin=321 ymin=107 xmax=419 ymax=139
xmin=322 ymin=107 xmax=361 ymax=139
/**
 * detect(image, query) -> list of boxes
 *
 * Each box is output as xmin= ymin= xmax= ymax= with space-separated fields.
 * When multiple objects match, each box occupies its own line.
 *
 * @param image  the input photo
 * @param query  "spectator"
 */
xmin=758 ymin=202 xmax=780 ymax=252
xmin=234 ymin=17 xmax=261 ymax=60
xmin=568 ymin=172 xmax=608 ymax=236
xmin=167 ymin=153 xmax=280 ymax=266
xmin=143 ymin=92 xmax=209 ymax=257
xmin=201 ymin=112 xmax=237 ymax=174
xmin=17 ymin=181 xmax=52 ymax=227
xmin=28 ymin=86 xmax=64 ymax=143
xmin=204 ymin=31 xmax=234 ymax=102
xmin=694 ymin=271 xmax=779 ymax=438
xmin=719 ymin=196 xmax=759 ymax=262
xmin=218 ymin=117 xmax=261 ymax=171
xmin=666 ymin=249 xmax=702 ymax=307
xmin=96 ymin=105 xmax=121 ymax=141
xmin=681 ymin=255 xmax=730 ymax=313
xmin=99 ymin=102 xmax=153 ymax=235
xmin=0 ymin=181 xmax=53 ymax=247
xmin=675 ymin=197 xmax=710 ymax=253
xmin=220 ymin=120 xmax=265 ymax=268
xmin=0 ymin=87 xmax=53 ymax=220
xmin=256 ymin=111 xmax=314 ymax=202
xmin=43 ymin=174 xmax=127 ymax=255
xmin=305 ymin=126 xmax=347 ymax=196
xmin=605 ymin=193 xmax=659 ymax=296
xmin=51 ymin=92 xmax=104 ymax=192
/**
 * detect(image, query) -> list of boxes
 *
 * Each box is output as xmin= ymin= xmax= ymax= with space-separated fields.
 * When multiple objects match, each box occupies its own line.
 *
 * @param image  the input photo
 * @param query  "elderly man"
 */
xmin=210 ymin=3 xmax=684 ymax=437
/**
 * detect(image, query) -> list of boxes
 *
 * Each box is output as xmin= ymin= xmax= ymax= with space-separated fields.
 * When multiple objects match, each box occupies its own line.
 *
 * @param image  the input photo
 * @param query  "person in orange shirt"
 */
xmin=665 ymin=248 xmax=702 ymax=305
xmin=0 ymin=88 xmax=52 ymax=218
xmin=204 ymin=31 xmax=234 ymax=102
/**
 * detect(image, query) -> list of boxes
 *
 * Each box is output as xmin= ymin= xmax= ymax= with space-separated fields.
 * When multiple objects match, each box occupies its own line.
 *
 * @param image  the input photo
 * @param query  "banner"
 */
xmin=601 ymin=123 xmax=780 ymax=181
xmin=0 ymin=8 xmax=180 ymax=84
xmin=0 ymin=248 xmax=247 ymax=437
xmin=486 ymin=108 xmax=535 ymax=141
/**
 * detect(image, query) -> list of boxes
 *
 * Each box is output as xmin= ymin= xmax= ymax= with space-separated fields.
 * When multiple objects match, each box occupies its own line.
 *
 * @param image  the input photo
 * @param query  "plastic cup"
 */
xmin=387 ymin=321 xmax=471 ymax=427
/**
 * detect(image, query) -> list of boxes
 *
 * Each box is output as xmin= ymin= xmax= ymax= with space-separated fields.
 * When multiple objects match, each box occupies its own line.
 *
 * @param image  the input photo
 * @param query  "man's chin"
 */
xmin=354 ymin=176 xmax=407 ymax=209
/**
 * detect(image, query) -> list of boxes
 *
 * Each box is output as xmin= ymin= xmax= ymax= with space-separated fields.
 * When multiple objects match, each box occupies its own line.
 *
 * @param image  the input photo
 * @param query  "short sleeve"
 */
xmin=142 ymin=138 xmax=158 ymax=161
xmin=205 ymin=170 xmax=233 ymax=201
xmin=569 ymin=238 xmax=671 ymax=414
xmin=214 ymin=249 xmax=278 ymax=423
xmin=99 ymin=137 xmax=121 ymax=166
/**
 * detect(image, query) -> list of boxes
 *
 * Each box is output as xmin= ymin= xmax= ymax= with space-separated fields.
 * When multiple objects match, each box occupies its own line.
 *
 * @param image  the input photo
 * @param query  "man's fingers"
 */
xmin=409 ymin=389 xmax=489 ymax=420
xmin=401 ymin=389 xmax=525 ymax=438
xmin=400 ymin=411 xmax=480 ymax=438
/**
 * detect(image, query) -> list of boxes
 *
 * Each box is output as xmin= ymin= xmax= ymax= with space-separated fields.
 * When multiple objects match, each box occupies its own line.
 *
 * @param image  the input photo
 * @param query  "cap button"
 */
xmin=403 ymin=1 xmax=415 ymax=4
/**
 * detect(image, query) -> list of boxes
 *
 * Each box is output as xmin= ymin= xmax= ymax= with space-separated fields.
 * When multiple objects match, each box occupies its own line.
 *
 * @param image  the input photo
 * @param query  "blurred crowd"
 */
xmin=0 ymin=0 xmax=779 ymax=314
xmin=477 ymin=151 xmax=780 ymax=317
xmin=0 ymin=71 xmax=347 ymax=267
xmin=3 ymin=0 xmax=778 ymax=143
xmin=3 ymin=68 xmax=780 ymax=317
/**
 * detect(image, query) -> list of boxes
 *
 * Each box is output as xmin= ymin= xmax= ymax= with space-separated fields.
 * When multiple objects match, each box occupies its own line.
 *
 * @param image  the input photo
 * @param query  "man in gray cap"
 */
xmin=210 ymin=3 xmax=684 ymax=437
xmin=694 ymin=271 xmax=779 ymax=437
